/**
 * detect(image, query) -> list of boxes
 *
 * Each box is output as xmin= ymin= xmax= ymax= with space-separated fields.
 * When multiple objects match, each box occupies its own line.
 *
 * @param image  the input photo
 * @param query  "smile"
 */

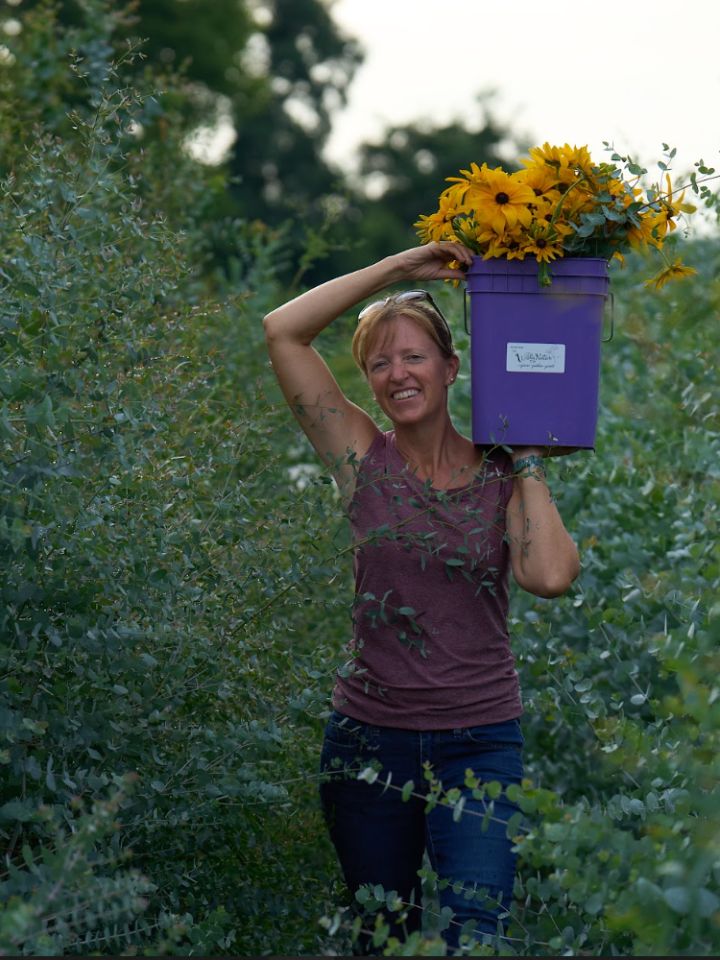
xmin=392 ymin=388 xmax=420 ymax=400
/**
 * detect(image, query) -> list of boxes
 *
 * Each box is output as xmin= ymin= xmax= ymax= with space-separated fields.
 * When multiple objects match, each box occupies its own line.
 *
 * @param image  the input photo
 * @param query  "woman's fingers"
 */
xmin=429 ymin=241 xmax=474 ymax=267
xmin=396 ymin=242 xmax=474 ymax=280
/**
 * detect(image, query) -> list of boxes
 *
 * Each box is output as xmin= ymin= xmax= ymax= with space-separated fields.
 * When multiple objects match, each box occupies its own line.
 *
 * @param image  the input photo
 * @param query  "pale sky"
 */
xmin=326 ymin=0 xmax=720 ymax=190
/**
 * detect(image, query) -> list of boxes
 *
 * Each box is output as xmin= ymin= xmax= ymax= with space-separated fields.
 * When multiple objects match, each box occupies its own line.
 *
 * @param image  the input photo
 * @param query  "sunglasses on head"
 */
xmin=357 ymin=290 xmax=452 ymax=343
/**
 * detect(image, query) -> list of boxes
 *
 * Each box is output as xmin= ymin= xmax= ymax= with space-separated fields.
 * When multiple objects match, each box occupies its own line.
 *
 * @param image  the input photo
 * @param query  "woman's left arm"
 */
xmin=505 ymin=448 xmax=580 ymax=598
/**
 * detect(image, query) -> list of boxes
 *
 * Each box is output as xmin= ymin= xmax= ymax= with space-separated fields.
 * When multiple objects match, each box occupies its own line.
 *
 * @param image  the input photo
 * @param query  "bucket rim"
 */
xmin=466 ymin=255 xmax=609 ymax=278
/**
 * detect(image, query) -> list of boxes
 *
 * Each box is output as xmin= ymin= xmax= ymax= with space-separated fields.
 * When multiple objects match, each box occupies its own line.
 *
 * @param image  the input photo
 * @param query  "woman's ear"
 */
xmin=446 ymin=353 xmax=460 ymax=385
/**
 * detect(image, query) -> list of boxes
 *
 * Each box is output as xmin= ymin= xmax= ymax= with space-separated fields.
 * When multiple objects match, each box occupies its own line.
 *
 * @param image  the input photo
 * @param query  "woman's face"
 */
xmin=365 ymin=315 xmax=458 ymax=426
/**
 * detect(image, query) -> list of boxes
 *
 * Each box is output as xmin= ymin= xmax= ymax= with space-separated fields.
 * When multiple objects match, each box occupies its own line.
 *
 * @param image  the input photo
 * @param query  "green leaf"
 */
xmin=486 ymin=780 xmax=502 ymax=800
xmin=452 ymin=795 xmax=466 ymax=822
xmin=698 ymin=888 xmax=720 ymax=918
xmin=358 ymin=766 xmax=379 ymax=784
xmin=584 ymin=891 xmax=604 ymax=915
xmin=0 ymin=799 xmax=35 ymax=823
xmin=664 ymin=886 xmax=690 ymax=914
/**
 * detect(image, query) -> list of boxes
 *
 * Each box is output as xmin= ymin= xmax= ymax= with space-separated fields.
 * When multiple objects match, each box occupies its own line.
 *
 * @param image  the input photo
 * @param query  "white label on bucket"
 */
xmin=506 ymin=342 xmax=565 ymax=374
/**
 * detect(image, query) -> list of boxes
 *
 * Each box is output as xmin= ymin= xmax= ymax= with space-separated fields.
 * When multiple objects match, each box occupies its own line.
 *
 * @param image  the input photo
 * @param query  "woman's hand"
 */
xmin=389 ymin=242 xmax=474 ymax=282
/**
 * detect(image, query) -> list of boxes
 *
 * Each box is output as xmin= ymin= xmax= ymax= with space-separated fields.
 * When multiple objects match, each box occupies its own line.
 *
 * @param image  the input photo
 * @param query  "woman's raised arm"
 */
xmin=263 ymin=243 xmax=472 ymax=492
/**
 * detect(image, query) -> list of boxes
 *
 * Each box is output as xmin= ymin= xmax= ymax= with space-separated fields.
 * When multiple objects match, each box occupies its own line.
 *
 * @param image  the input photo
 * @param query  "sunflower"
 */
xmin=625 ymin=209 xmax=665 ymax=250
xmin=524 ymin=142 xmax=594 ymax=188
xmin=413 ymin=141 xmax=699 ymax=286
xmin=462 ymin=164 xmax=536 ymax=235
xmin=414 ymin=191 xmax=460 ymax=243
xmin=518 ymin=221 xmax=565 ymax=263
xmin=644 ymin=257 xmax=698 ymax=290
xmin=530 ymin=197 xmax=575 ymax=240
xmin=655 ymin=173 xmax=697 ymax=234
xmin=482 ymin=226 xmax=525 ymax=260
xmin=517 ymin=163 xmax=562 ymax=200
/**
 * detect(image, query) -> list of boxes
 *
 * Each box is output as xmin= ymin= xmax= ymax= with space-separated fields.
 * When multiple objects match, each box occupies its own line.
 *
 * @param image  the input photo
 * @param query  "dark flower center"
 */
xmin=536 ymin=238 xmax=548 ymax=248
xmin=495 ymin=192 xmax=510 ymax=205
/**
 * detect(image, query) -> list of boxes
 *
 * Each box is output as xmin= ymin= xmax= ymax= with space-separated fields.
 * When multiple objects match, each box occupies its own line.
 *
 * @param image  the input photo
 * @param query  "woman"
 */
xmin=263 ymin=241 xmax=580 ymax=951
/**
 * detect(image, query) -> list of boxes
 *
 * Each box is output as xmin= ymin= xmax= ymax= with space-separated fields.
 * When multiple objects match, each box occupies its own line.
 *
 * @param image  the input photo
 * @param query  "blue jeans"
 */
xmin=319 ymin=710 xmax=523 ymax=953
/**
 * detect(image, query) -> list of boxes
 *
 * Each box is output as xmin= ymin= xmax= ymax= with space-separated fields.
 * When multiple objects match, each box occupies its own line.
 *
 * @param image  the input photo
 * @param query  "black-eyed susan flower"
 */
xmin=462 ymin=165 xmax=536 ymax=235
xmin=414 ymin=191 xmax=461 ymax=243
xmin=414 ymin=142 xmax=699 ymax=286
xmin=519 ymin=221 xmax=565 ymax=263
xmin=656 ymin=174 xmax=697 ymax=235
xmin=644 ymin=258 xmax=698 ymax=290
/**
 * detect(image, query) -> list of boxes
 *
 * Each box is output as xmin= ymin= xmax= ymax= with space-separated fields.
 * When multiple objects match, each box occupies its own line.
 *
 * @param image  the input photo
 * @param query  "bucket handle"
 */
xmin=602 ymin=292 xmax=614 ymax=343
xmin=464 ymin=288 xmax=615 ymax=342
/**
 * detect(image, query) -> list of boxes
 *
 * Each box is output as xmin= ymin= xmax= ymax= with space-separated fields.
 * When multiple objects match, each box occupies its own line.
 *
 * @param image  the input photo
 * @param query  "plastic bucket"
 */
xmin=466 ymin=256 xmax=610 ymax=449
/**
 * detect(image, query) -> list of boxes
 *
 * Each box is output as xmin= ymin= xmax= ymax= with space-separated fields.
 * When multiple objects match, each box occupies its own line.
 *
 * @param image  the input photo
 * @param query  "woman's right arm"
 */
xmin=263 ymin=243 xmax=472 ymax=492
xmin=263 ymin=257 xmax=398 ymax=492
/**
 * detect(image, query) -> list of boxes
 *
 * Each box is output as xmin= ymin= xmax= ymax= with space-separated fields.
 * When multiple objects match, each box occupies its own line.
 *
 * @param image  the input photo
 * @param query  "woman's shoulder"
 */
xmin=359 ymin=428 xmax=391 ymax=464
xmin=357 ymin=429 xmax=401 ymax=481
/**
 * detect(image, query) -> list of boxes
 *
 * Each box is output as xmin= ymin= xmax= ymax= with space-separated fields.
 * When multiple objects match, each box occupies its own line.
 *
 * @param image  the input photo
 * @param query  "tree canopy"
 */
xmin=17 ymin=0 xmax=513 ymax=280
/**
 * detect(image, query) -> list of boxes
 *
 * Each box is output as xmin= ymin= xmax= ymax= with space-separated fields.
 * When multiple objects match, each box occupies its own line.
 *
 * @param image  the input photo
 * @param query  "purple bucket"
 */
xmin=466 ymin=256 xmax=610 ymax=449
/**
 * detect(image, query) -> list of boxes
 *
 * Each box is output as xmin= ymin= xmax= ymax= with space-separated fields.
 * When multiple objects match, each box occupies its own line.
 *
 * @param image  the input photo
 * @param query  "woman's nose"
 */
xmin=389 ymin=360 xmax=408 ymax=381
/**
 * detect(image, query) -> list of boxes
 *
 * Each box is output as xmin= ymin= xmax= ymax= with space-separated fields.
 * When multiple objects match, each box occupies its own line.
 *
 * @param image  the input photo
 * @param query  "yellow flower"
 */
xmin=414 ymin=191 xmax=460 ymax=243
xmin=524 ymin=142 xmax=594 ymax=187
xmin=413 ymin=141 xmax=699 ymax=284
xmin=644 ymin=258 xmax=697 ymax=290
xmin=656 ymin=173 xmax=697 ymax=234
xmin=463 ymin=164 xmax=535 ymax=234
xmin=519 ymin=221 xmax=565 ymax=263
xmin=441 ymin=180 xmax=472 ymax=213
xmin=483 ymin=227 xmax=526 ymax=260
xmin=517 ymin=164 xmax=561 ymax=200
xmin=624 ymin=205 xmax=670 ymax=250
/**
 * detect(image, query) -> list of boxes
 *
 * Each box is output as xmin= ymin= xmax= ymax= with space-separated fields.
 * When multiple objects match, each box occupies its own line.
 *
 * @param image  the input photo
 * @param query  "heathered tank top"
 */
xmin=332 ymin=430 xmax=522 ymax=730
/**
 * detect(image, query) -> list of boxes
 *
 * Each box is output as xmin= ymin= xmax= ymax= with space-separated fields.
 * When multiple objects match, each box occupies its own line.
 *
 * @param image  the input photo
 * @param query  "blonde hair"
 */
xmin=351 ymin=299 xmax=455 ymax=375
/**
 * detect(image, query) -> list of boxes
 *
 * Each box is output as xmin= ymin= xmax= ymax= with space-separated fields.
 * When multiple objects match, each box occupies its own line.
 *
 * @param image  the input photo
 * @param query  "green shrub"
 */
xmin=2 ymin=3 xmax=719 ymax=956
xmin=0 ymin=4 xmax=342 ymax=955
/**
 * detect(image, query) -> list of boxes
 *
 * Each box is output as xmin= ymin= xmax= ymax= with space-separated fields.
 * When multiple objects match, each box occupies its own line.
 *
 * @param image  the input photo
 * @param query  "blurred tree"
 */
xmin=226 ymin=0 xmax=361 ymax=224
xmin=14 ymin=0 xmax=516 ymax=281
xmin=17 ymin=0 xmax=362 ymax=226
xmin=326 ymin=106 xmax=520 ymax=276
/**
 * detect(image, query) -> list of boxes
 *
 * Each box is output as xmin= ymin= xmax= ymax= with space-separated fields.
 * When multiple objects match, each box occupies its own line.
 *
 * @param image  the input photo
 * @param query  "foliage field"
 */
xmin=1 ymin=3 xmax=719 ymax=956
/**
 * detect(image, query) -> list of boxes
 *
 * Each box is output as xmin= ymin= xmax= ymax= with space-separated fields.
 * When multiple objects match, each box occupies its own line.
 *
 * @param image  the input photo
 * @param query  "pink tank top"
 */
xmin=332 ymin=431 xmax=522 ymax=730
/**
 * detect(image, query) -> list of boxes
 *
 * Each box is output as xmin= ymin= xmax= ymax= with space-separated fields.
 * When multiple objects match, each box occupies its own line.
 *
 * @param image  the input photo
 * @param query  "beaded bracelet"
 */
xmin=512 ymin=454 xmax=546 ymax=479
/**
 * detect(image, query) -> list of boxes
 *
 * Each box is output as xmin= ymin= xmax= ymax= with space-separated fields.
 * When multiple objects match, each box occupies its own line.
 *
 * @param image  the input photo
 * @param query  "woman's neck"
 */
xmin=393 ymin=419 xmax=479 ymax=488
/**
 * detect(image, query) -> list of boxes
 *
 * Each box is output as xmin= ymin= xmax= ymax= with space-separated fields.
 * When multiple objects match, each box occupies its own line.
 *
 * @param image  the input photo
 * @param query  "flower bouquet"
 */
xmin=415 ymin=142 xmax=697 ymax=288
xmin=414 ymin=143 xmax=702 ymax=449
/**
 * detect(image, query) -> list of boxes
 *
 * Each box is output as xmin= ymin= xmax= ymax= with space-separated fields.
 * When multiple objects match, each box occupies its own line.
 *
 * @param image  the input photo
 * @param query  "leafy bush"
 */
xmin=1 ymin=4 xmax=344 ymax=955
xmin=2 ymin=3 xmax=720 ymax=956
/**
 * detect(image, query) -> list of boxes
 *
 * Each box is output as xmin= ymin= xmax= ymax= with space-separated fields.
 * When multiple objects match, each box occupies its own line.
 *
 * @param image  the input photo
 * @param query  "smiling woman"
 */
xmin=262 ymin=241 xmax=580 ymax=952
xmin=360 ymin=314 xmax=457 ymax=432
